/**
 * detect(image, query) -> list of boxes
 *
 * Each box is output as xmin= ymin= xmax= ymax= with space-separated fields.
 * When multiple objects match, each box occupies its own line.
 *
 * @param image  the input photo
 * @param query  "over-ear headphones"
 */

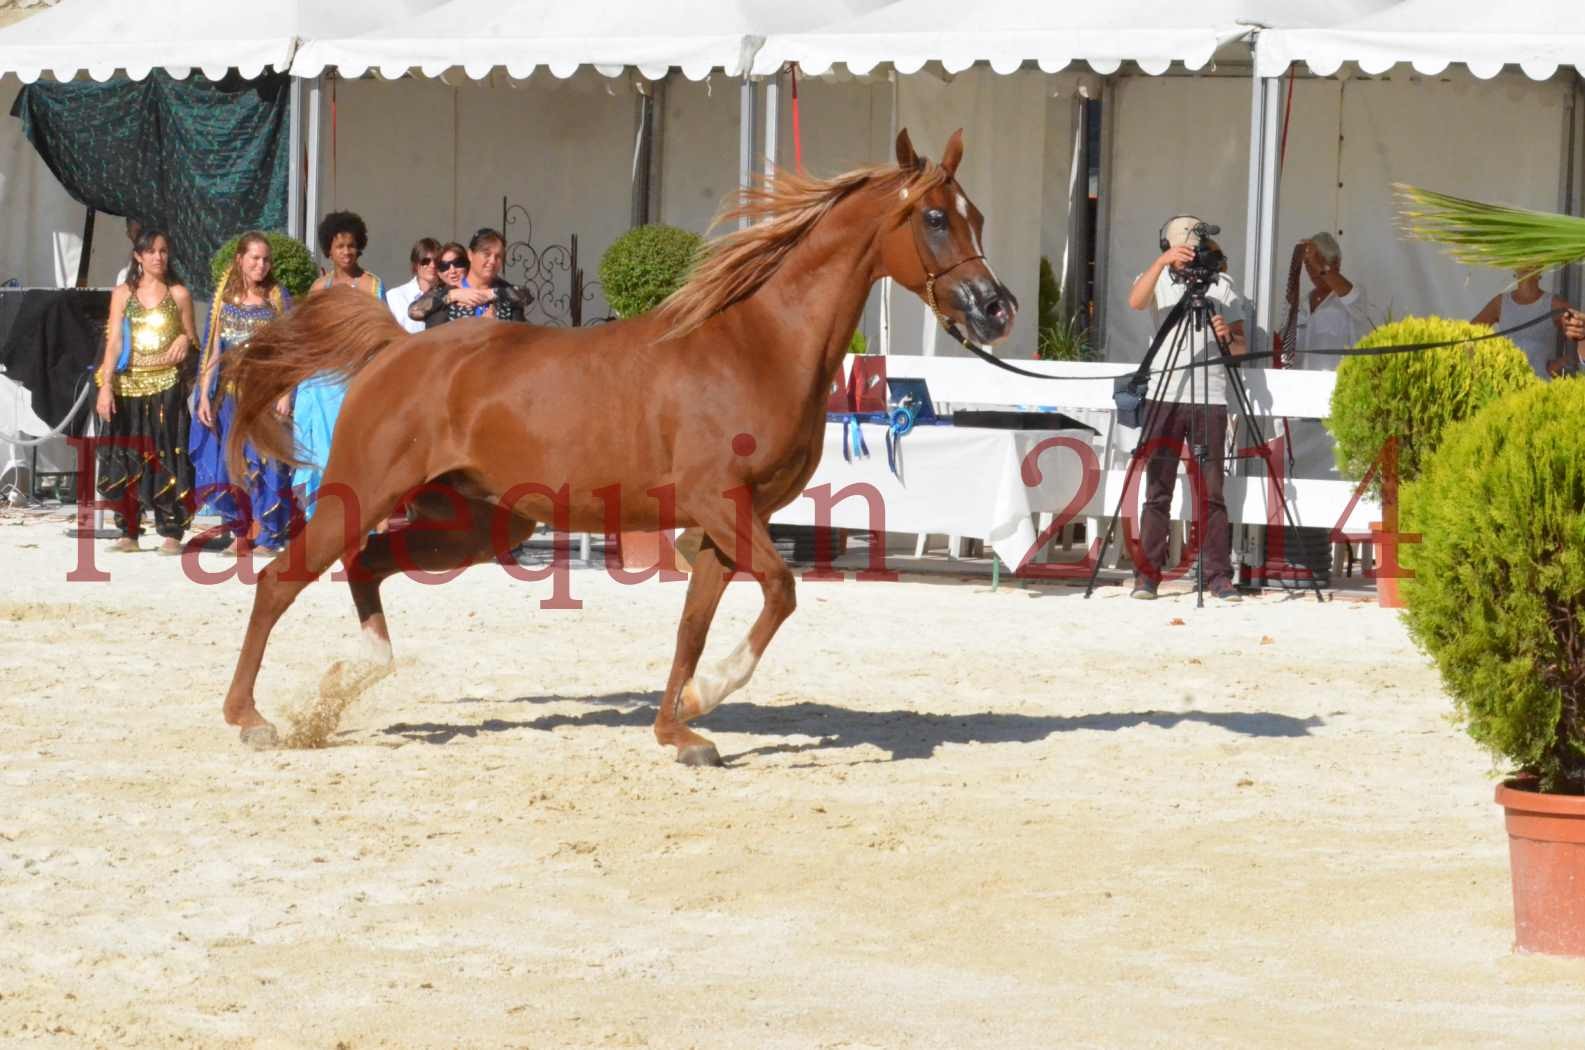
xmin=1159 ymin=215 xmax=1196 ymax=253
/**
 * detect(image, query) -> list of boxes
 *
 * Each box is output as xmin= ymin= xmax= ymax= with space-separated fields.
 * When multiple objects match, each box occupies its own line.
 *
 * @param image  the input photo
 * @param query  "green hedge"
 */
xmin=598 ymin=224 xmax=702 ymax=319
xmin=1401 ymin=379 xmax=1585 ymax=791
xmin=209 ymin=231 xmax=318 ymax=300
xmin=1329 ymin=316 xmax=1536 ymax=493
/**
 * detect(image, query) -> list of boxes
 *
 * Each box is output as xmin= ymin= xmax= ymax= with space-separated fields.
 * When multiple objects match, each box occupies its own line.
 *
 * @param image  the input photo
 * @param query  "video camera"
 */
xmin=1169 ymin=221 xmax=1226 ymax=288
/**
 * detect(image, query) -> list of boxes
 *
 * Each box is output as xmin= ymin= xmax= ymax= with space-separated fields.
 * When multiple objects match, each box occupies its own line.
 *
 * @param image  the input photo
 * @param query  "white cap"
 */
xmin=1161 ymin=215 xmax=1206 ymax=249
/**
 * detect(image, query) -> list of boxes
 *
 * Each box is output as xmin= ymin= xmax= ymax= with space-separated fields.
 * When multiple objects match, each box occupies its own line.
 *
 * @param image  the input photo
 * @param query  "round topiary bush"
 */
xmin=209 ymin=231 xmax=318 ymax=301
xmin=1329 ymin=316 xmax=1537 ymax=492
xmin=1401 ymin=379 xmax=1585 ymax=791
xmin=598 ymin=224 xmax=702 ymax=319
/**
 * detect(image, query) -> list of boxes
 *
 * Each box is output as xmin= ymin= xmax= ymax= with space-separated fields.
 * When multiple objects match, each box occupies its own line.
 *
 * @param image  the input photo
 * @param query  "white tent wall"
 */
xmin=0 ymin=75 xmax=121 ymax=288
xmin=328 ymin=70 xmax=633 ymax=318
xmin=323 ymin=75 xmax=455 ymax=282
xmin=658 ymin=75 xmax=738 ymax=238
xmin=1100 ymin=73 xmax=1252 ymax=363
xmin=1322 ymin=73 xmax=1569 ymax=327
xmin=1101 ymin=68 xmax=1572 ymax=364
xmin=894 ymin=66 xmax=1048 ymax=360
xmin=762 ymin=73 xmax=893 ymax=349
xmin=1040 ymin=90 xmax=1080 ymax=322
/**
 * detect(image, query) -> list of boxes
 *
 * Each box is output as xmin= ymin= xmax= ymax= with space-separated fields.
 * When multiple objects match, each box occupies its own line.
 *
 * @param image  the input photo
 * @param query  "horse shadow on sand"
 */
xmin=380 ymin=692 xmax=1323 ymax=764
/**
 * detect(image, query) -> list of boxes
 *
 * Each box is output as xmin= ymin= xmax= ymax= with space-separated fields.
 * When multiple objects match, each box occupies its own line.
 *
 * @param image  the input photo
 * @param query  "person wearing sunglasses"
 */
xmin=385 ymin=237 xmax=442 ymax=334
xmin=408 ymin=228 xmax=531 ymax=328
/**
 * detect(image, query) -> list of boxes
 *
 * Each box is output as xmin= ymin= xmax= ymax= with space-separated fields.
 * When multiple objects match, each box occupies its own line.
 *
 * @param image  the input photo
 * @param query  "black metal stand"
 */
xmin=1084 ymin=278 xmax=1324 ymax=604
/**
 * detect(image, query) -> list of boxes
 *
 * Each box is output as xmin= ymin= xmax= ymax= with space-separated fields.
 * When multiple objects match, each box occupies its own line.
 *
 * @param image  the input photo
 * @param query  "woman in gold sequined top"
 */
xmin=93 ymin=228 xmax=200 ymax=555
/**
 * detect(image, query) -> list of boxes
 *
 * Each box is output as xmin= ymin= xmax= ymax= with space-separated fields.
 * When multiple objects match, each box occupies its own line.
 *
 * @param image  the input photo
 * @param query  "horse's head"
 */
xmin=878 ymin=128 xmax=1017 ymax=346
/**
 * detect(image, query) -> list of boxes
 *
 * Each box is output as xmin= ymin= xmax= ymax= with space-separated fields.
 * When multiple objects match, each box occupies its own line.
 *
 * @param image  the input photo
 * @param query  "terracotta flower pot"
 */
xmin=1496 ymin=778 xmax=1585 ymax=956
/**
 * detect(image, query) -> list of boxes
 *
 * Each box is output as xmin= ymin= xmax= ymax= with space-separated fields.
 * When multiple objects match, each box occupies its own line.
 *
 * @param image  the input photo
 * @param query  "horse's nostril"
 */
xmin=984 ymin=297 xmax=1007 ymax=321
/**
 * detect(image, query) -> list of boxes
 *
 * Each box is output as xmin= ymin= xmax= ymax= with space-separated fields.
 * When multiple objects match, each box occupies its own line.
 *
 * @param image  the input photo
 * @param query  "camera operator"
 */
xmin=1125 ymin=215 xmax=1248 ymax=603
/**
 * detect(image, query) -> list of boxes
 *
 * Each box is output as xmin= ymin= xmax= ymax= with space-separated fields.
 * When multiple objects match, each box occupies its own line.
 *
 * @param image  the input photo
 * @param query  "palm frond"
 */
xmin=1395 ymin=183 xmax=1585 ymax=273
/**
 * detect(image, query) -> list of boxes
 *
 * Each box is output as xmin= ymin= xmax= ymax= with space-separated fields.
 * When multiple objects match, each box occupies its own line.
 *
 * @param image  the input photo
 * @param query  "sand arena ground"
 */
xmin=2 ymin=512 xmax=1584 ymax=1048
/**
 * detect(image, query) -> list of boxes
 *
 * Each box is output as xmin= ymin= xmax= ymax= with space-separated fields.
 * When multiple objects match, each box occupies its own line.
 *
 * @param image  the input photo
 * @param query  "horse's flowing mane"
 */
xmin=658 ymin=160 xmax=951 ymax=338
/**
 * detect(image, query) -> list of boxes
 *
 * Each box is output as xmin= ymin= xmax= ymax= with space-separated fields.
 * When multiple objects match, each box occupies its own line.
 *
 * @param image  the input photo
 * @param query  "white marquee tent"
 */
xmin=0 ymin=0 xmax=442 ymax=82
xmin=0 ymin=0 xmax=1582 ymax=362
xmin=1256 ymin=0 xmax=1585 ymax=80
xmin=753 ymin=0 xmax=1394 ymax=77
xmin=291 ymin=0 xmax=893 ymax=82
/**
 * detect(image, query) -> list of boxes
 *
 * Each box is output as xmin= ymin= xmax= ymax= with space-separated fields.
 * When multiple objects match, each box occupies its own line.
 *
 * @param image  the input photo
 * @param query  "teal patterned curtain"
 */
xmin=11 ymin=71 xmax=291 ymax=297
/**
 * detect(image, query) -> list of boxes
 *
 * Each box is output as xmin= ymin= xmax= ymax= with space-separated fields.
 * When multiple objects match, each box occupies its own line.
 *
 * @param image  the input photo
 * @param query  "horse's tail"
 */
xmin=223 ymin=287 xmax=404 ymax=483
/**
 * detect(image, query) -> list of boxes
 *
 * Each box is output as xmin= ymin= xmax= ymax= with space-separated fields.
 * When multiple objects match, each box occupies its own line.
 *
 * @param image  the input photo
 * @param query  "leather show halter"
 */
xmin=909 ymin=181 xmax=985 ymax=349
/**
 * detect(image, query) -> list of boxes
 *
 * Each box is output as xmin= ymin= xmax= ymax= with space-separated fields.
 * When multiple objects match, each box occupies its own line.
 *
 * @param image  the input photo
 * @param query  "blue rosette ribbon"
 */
xmin=884 ymin=403 xmax=917 ymax=478
xmin=842 ymin=413 xmax=870 ymax=463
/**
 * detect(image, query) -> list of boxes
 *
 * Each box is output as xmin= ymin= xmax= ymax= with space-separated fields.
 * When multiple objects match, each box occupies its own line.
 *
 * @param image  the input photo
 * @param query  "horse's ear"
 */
xmin=940 ymin=129 xmax=964 ymax=176
xmin=895 ymin=128 xmax=923 ymax=171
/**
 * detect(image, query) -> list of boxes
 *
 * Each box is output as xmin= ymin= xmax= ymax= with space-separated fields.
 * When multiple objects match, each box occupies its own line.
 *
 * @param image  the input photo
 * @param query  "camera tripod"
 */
xmin=1084 ymin=275 xmax=1325 ymax=606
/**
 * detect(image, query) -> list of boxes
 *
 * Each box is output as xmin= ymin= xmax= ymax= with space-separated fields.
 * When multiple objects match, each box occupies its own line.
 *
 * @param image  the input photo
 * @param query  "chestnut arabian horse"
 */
xmin=222 ymin=128 xmax=1017 ymax=766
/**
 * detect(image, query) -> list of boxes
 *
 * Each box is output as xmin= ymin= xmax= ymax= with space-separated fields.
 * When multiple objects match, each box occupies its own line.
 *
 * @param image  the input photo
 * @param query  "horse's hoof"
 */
xmin=676 ymin=743 xmax=723 ymax=768
xmin=239 ymin=723 xmax=280 ymax=751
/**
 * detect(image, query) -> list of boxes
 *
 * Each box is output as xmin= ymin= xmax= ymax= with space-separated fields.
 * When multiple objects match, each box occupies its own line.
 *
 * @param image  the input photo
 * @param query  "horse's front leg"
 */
xmin=655 ymin=539 xmax=731 ymax=766
xmin=659 ymin=512 xmax=797 ymax=766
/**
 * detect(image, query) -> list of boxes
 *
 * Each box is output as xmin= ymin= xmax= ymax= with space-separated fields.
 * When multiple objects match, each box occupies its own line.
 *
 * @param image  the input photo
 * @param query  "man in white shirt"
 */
xmin=1126 ymin=215 xmax=1248 ymax=603
xmin=1293 ymin=232 xmax=1369 ymax=372
xmin=385 ymin=237 xmax=441 ymax=335
xmin=1287 ymin=232 xmax=1371 ymax=480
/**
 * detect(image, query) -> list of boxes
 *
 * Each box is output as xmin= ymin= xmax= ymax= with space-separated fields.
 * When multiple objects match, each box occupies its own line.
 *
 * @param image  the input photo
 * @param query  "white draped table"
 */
xmin=769 ymin=420 xmax=1101 ymax=570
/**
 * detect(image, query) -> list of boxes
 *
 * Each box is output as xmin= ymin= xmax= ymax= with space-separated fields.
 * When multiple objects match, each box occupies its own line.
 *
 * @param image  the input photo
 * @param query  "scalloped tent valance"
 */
xmin=1255 ymin=0 xmax=1585 ymax=80
xmin=749 ymin=0 xmax=1399 ymax=79
xmin=287 ymin=0 xmax=894 ymax=83
xmin=0 ymin=0 xmax=443 ymax=84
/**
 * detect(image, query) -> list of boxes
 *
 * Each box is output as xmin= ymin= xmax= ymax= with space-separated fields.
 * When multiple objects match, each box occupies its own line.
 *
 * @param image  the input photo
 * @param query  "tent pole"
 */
xmin=304 ymin=76 xmax=323 ymax=253
xmin=1243 ymin=32 xmax=1280 ymax=360
xmin=764 ymin=68 xmax=779 ymax=184
xmin=1091 ymin=75 xmax=1115 ymax=356
xmin=738 ymin=75 xmax=756 ymax=230
xmin=1561 ymin=78 xmax=1585 ymax=315
xmin=1059 ymin=93 xmax=1089 ymax=326
xmin=1253 ymin=75 xmax=1282 ymax=358
xmin=880 ymin=67 xmax=896 ymax=356
xmin=630 ymin=82 xmax=653 ymax=228
xmin=1243 ymin=35 xmax=1267 ymax=353
xmin=288 ymin=77 xmax=303 ymax=240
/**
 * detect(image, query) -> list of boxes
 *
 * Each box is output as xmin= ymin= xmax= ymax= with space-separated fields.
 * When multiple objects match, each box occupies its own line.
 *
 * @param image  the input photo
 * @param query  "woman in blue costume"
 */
xmin=293 ymin=211 xmax=383 ymax=518
xmin=190 ymin=231 xmax=292 ymax=554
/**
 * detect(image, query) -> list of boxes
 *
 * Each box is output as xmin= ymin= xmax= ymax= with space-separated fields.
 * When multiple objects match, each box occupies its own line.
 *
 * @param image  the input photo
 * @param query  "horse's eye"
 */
xmin=924 ymin=208 xmax=947 ymax=230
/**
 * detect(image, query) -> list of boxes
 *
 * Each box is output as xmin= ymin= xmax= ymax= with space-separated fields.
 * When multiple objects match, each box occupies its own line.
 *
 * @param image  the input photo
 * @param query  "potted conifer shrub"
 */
xmin=1328 ymin=317 xmax=1536 ymax=606
xmin=1401 ymin=379 xmax=1585 ymax=954
xmin=598 ymin=225 xmax=702 ymax=572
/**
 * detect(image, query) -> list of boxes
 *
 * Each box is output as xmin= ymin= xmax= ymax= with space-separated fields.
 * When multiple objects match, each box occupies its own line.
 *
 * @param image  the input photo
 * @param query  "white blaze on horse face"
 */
xmin=900 ymin=187 xmax=910 ymax=201
xmin=955 ymin=193 xmax=968 ymax=219
xmin=687 ymin=639 xmax=760 ymax=718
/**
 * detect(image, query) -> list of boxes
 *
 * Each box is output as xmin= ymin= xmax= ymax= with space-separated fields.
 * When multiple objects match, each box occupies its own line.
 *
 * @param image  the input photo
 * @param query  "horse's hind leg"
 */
xmin=222 ymin=472 xmax=417 ymax=748
xmin=655 ymin=511 xmax=796 ymax=767
xmin=344 ymin=490 xmax=538 ymax=666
